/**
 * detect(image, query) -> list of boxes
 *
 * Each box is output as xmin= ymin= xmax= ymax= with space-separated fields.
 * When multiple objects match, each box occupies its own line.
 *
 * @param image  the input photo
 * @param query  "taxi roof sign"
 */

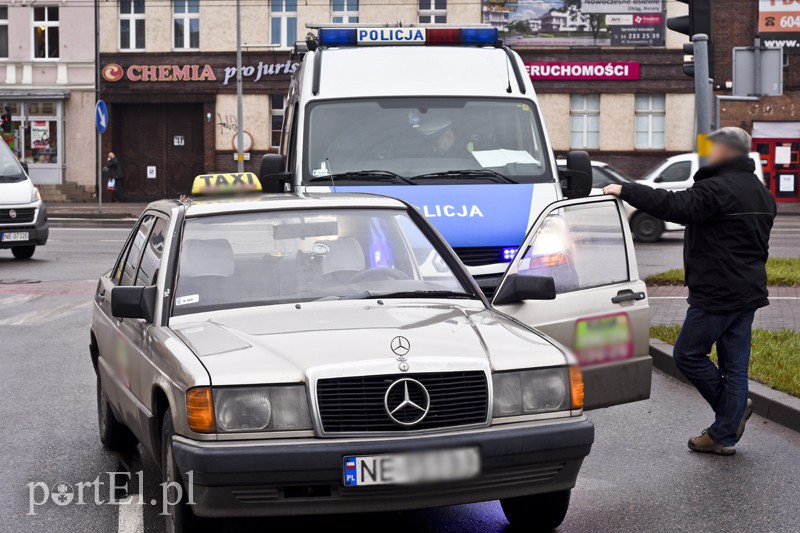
xmin=192 ymin=172 xmax=262 ymax=196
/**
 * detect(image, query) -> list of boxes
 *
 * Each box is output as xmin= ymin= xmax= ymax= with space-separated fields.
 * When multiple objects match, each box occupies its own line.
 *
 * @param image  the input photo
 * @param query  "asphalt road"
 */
xmin=1 ymin=225 xmax=799 ymax=533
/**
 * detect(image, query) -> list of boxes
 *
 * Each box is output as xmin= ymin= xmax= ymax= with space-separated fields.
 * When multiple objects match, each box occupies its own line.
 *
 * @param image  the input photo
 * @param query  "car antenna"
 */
xmin=503 ymin=46 xmax=512 ymax=94
xmin=325 ymin=157 xmax=336 ymax=193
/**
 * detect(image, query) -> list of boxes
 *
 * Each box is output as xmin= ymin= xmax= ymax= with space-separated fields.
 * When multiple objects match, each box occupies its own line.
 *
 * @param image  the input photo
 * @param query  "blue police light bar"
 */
xmin=317 ymin=27 xmax=498 ymax=47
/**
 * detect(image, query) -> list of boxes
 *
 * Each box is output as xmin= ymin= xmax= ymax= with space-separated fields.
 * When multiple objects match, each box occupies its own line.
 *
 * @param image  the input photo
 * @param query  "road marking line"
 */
xmin=117 ymin=496 xmax=144 ymax=533
xmin=0 ymin=294 xmax=42 ymax=307
xmin=0 ymin=301 xmax=89 ymax=326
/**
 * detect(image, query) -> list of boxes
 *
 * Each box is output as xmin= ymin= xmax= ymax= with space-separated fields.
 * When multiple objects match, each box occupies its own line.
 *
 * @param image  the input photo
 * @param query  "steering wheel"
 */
xmin=348 ymin=268 xmax=410 ymax=283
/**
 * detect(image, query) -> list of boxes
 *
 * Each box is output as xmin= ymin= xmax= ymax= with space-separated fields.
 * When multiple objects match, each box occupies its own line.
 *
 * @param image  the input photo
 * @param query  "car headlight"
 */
xmin=492 ymin=368 xmax=571 ymax=418
xmin=213 ymin=385 xmax=313 ymax=432
xmin=187 ymin=385 xmax=313 ymax=433
xmin=31 ymin=187 xmax=41 ymax=202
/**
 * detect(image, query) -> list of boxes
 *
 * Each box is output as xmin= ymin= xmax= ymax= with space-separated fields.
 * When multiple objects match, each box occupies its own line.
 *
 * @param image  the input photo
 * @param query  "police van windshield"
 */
xmin=172 ymin=208 xmax=478 ymax=315
xmin=0 ymin=137 xmax=27 ymax=183
xmin=304 ymin=98 xmax=553 ymax=185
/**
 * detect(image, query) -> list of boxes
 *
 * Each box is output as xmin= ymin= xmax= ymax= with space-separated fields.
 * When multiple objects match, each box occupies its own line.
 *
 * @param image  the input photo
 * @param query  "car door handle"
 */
xmin=612 ymin=291 xmax=646 ymax=304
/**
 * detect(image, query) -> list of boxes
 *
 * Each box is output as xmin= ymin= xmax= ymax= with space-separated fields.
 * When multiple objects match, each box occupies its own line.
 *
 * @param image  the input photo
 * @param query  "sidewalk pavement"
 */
xmin=778 ymin=202 xmax=800 ymax=216
xmin=648 ymin=285 xmax=800 ymax=330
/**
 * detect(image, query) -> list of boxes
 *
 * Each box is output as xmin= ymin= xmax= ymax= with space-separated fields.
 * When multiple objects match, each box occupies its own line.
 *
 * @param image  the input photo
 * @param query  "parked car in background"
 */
xmin=0 ymin=139 xmax=48 ymax=259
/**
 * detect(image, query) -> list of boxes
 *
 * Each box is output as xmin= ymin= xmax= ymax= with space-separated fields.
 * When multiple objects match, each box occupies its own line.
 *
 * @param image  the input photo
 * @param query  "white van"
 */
xmin=627 ymin=152 xmax=765 ymax=242
xmin=259 ymin=25 xmax=593 ymax=294
xmin=0 ymin=139 xmax=48 ymax=259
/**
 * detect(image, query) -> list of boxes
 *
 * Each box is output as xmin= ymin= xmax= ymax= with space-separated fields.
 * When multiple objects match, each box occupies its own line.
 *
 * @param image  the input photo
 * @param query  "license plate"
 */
xmin=1 ymin=231 xmax=29 ymax=242
xmin=343 ymin=447 xmax=480 ymax=487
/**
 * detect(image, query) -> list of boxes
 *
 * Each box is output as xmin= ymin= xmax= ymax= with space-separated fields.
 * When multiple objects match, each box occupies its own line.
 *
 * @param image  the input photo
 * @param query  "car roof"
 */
xmin=300 ymin=46 xmax=535 ymax=100
xmin=171 ymin=193 xmax=408 ymax=217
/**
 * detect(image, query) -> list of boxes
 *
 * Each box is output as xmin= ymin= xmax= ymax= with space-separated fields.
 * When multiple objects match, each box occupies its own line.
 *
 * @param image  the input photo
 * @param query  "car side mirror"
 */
xmin=653 ymin=175 xmax=663 ymax=183
xmin=111 ymin=285 xmax=157 ymax=322
xmin=259 ymin=153 xmax=289 ymax=193
xmin=493 ymin=274 xmax=556 ymax=306
xmin=20 ymin=161 xmax=29 ymax=175
xmin=558 ymin=151 xmax=592 ymax=199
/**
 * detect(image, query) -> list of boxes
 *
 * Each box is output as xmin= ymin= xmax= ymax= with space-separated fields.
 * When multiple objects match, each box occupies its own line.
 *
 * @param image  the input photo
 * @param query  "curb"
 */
xmin=49 ymin=218 xmax=137 ymax=229
xmin=650 ymin=339 xmax=800 ymax=434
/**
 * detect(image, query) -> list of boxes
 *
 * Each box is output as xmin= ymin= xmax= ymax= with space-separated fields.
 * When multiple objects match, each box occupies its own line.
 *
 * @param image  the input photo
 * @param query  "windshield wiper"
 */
xmin=411 ymin=169 xmax=517 ymax=184
xmin=309 ymin=170 xmax=415 ymax=185
xmin=362 ymin=290 xmax=477 ymax=300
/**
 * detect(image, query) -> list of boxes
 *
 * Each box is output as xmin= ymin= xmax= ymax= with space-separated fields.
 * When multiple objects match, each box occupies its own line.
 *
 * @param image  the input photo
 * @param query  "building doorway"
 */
xmin=111 ymin=103 xmax=204 ymax=201
xmin=752 ymin=121 xmax=800 ymax=203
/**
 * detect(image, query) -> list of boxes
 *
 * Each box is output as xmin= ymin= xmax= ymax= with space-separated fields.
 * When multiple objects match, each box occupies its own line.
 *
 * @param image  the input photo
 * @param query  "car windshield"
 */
xmin=0 ymin=138 xmax=27 ymax=183
xmin=640 ymin=159 xmax=669 ymax=181
xmin=304 ymin=98 xmax=553 ymax=185
xmin=602 ymin=165 xmax=633 ymax=183
xmin=172 ymin=208 xmax=477 ymax=315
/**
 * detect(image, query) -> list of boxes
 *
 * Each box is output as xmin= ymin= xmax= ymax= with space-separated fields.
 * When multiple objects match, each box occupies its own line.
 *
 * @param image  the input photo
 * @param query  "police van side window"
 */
xmin=118 ymin=215 xmax=155 ymax=286
xmin=517 ymin=202 xmax=629 ymax=294
xmin=135 ymin=217 xmax=168 ymax=287
xmin=657 ymin=161 xmax=692 ymax=183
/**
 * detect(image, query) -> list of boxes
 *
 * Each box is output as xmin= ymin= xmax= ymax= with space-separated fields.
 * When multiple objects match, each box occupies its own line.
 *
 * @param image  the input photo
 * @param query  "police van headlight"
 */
xmin=491 ymin=368 xmax=571 ymax=418
xmin=212 ymin=385 xmax=313 ymax=433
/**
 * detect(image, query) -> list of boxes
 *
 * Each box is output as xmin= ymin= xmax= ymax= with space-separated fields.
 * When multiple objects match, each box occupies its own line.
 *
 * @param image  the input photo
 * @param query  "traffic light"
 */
xmin=1 ymin=112 xmax=11 ymax=134
xmin=667 ymin=0 xmax=714 ymax=79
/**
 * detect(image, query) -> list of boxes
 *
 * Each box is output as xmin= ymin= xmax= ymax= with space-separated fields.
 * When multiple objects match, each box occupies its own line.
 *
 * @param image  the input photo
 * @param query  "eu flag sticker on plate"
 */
xmin=343 ymin=456 xmax=358 ymax=486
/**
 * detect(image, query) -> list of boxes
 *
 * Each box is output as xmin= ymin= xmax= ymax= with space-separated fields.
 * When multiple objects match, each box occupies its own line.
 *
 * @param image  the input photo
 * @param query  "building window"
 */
xmin=332 ymin=0 xmax=359 ymax=23
xmin=271 ymin=0 xmax=297 ymax=49
xmin=419 ymin=0 xmax=447 ymax=23
xmin=120 ymin=1 xmax=146 ymax=50
xmin=0 ymin=7 xmax=8 ymax=59
xmin=33 ymin=6 xmax=59 ymax=59
xmin=173 ymin=0 xmax=200 ymax=50
xmin=635 ymin=94 xmax=666 ymax=149
xmin=570 ymin=94 xmax=599 ymax=149
xmin=271 ymin=95 xmax=285 ymax=147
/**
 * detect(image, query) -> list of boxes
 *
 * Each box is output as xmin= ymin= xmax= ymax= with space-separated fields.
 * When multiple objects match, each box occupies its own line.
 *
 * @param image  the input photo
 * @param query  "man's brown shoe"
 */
xmin=688 ymin=430 xmax=736 ymax=455
xmin=736 ymin=398 xmax=754 ymax=442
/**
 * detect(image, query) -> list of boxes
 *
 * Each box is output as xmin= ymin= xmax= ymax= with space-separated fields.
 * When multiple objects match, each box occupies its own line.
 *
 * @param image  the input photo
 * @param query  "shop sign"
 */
xmin=482 ymin=0 xmax=665 ymax=47
xmin=760 ymin=0 xmax=800 ymax=53
xmin=525 ymin=61 xmax=640 ymax=80
xmin=101 ymin=61 xmax=300 ymax=85
xmin=31 ymin=121 xmax=50 ymax=149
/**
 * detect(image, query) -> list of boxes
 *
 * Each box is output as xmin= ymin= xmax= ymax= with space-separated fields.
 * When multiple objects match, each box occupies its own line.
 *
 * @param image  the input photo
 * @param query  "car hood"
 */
xmin=171 ymin=300 xmax=567 ymax=386
xmin=0 ymin=180 xmax=34 ymax=205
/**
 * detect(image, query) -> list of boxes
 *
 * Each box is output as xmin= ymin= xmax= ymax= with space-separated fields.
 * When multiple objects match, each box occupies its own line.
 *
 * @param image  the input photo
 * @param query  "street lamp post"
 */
xmin=235 ymin=0 xmax=244 ymax=172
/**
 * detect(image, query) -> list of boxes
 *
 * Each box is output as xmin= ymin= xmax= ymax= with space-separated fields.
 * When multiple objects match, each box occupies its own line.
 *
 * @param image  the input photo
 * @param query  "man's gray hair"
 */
xmin=708 ymin=127 xmax=752 ymax=154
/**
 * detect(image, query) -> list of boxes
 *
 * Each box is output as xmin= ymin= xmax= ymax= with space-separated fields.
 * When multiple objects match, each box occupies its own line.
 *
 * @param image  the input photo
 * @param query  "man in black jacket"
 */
xmin=603 ymin=127 xmax=776 ymax=455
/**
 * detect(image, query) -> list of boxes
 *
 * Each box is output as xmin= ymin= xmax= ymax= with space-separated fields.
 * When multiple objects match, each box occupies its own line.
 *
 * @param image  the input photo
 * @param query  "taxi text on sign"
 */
xmin=191 ymin=173 xmax=262 ymax=195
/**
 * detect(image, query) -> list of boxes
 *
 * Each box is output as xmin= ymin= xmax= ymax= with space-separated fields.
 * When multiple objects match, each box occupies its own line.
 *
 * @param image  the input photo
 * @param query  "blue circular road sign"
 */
xmin=95 ymin=100 xmax=108 ymax=134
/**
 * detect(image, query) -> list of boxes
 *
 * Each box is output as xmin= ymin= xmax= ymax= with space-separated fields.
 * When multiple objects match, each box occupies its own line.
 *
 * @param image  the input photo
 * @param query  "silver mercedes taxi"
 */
xmin=90 ymin=173 xmax=652 ymax=532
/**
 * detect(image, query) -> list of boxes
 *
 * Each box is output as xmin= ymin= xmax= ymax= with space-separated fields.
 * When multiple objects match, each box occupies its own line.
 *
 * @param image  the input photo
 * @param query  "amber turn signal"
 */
xmin=569 ymin=367 xmax=584 ymax=410
xmin=186 ymin=387 xmax=216 ymax=433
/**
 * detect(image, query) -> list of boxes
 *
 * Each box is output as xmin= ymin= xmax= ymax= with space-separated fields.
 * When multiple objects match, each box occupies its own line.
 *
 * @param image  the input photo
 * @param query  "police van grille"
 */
xmin=316 ymin=371 xmax=489 ymax=433
xmin=454 ymin=247 xmax=507 ymax=267
xmin=0 ymin=208 xmax=35 ymax=224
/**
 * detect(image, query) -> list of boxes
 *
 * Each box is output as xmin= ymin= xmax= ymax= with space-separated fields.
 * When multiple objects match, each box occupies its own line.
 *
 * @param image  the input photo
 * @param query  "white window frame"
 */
xmin=418 ymin=0 xmax=447 ymax=24
xmin=635 ymin=94 xmax=666 ymax=150
xmin=173 ymin=0 xmax=200 ymax=51
xmin=271 ymin=0 xmax=297 ymax=49
xmin=32 ymin=6 xmax=59 ymax=61
xmin=0 ymin=7 xmax=8 ymax=60
xmin=332 ymin=0 xmax=359 ymax=23
xmin=570 ymin=94 xmax=600 ymax=150
xmin=271 ymin=95 xmax=285 ymax=148
xmin=119 ymin=1 xmax=146 ymax=51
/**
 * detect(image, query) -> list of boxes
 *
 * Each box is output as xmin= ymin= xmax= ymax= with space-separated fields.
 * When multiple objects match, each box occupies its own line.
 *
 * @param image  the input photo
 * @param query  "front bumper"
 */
xmin=172 ymin=417 xmax=594 ymax=517
xmin=0 ymin=202 xmax=49 ymax=248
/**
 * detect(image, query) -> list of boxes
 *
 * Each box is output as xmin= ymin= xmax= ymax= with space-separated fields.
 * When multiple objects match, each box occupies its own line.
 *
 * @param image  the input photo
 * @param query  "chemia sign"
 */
xmin=101 ymin=61 xmax=300 ymax=85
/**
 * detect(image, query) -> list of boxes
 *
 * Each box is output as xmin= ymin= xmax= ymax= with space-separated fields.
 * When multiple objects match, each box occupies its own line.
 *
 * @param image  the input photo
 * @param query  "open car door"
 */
xmin=492 ymin=196 xmax=651 ymax=410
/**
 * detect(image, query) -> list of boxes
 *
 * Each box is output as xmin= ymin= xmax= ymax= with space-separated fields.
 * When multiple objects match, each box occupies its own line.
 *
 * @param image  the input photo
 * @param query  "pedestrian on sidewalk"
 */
xmin=603 ymin=127 xmax=776 ymax=455
xmin=103 ymin=151 xmax=124 ymax=202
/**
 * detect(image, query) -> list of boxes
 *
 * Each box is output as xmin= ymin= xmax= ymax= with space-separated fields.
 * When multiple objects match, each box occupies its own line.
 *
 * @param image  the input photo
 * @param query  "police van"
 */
xmin=259 ymin=25 xmax=593 ymax=294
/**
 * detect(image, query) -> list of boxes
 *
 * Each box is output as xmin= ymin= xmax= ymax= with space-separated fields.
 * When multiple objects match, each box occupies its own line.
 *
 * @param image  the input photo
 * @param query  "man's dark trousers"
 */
xmin=673 ymin=306 xmax=756 ymax=446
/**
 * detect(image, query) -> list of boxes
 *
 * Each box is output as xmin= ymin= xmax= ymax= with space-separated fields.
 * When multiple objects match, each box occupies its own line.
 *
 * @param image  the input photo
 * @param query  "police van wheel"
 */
xmin=12 ymin=245 xmax=35 ymax=259
xmin=631 ymin=213 xmax=663 ymax=243
xmin=500 ymin=489 xmax=571 ymax=532
xmin=96 ymin=374 xmax=139 ymax=453
xmin=161 ymin=412 xmax=202 ymax=533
